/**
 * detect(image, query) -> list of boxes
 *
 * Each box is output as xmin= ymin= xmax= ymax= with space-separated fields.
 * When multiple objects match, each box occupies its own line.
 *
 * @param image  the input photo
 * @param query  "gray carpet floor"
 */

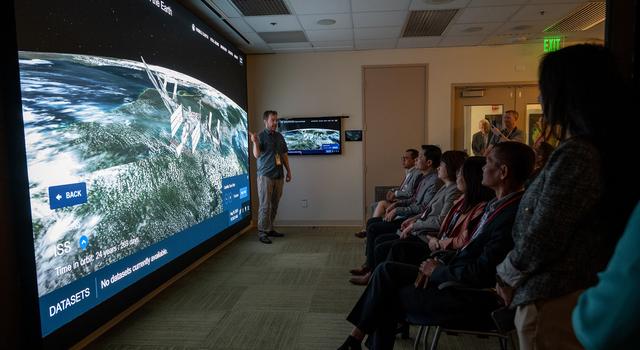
xmin=85 ymin=227 xmax=504 ymax=349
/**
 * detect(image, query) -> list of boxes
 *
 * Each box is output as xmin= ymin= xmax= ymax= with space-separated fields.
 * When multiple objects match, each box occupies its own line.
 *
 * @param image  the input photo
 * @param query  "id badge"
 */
xmin=275 ymin=153 xmax=282 ymax=166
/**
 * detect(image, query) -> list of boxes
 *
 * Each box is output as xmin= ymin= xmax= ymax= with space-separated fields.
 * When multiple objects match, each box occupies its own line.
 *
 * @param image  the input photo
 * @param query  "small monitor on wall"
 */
xmin=278 ymin=117 xmax=342 ymax=155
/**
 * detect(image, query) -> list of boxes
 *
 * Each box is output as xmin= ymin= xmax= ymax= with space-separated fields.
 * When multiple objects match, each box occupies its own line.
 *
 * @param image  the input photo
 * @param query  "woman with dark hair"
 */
xmin=425 ymin=156 xmax=496 ymax=251
xmin=495 ymin=44 xmax=638 ymax=350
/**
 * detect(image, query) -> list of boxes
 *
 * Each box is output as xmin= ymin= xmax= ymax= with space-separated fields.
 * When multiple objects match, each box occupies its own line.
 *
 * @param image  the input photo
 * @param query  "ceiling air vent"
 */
xmin=229 ymin=0 xmax=290 ymax=16
xmin=544 ymin=2 xmax=605 ymax=32
xmin=402 ymin=9 xmax=458 ymax=37
xmin=258 ymin=31 xmax=307 ymax=44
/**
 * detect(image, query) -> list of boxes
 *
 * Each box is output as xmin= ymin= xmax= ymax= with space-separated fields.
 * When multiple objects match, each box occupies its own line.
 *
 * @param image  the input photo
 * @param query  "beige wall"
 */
xmin=247 ymin=43 xmax=541 ymax=226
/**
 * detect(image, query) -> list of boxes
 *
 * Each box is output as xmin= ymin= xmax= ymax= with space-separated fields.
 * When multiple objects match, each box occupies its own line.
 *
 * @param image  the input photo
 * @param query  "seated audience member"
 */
xmin=572 ymin=202 xmax=640 ymax=350
xmin=524 ymin=141 xmax=554 ymax=188
xmin=338 ymin=142 xmax=534 ymax=350
xmin=472 ymin=119 xmax=491 ymax=156
xmin=348 ymin=145 xmax=442 ymax=276
xmin=484 ymin=110 xmax=524 ymax=155
xmin=495 ymin=44 xmax=636 ymax=350
xmin=355 ymin=149 xmax=420 ymax=238
xmin=384 ymin=156 xmax=495 ymax=267
xmin=350 ymin=150 xmax=465 ymax=285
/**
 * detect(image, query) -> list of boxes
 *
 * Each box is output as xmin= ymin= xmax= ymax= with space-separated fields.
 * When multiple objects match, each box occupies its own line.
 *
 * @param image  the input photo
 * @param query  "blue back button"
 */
xmin=48 ymin=182 xmax=88 ymax=210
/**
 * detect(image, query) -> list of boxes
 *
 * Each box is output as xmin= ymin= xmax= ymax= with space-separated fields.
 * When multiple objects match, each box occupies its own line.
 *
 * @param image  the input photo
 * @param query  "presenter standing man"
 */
xmin=249 ymin=110 xmax=292 ymax=244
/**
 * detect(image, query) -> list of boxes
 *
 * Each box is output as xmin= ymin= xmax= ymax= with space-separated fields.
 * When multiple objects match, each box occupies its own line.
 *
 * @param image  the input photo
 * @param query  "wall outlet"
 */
xmin=301 ymin=199 xmax=308 ymax=208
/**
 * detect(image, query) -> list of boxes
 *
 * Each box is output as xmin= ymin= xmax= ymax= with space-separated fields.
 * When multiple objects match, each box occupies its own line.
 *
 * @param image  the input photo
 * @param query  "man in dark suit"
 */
xmin=338 ymin=142 xmax=535 ymax=350
xmin=472 ymin=119 xmax=491 ymax=156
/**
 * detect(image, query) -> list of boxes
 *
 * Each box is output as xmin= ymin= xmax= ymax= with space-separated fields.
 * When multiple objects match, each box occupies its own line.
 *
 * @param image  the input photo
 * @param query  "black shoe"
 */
xmin=267 ymin=230 xmax=284 ymax=237
xmin=337 ymin=335 xmax=362 ymax=350
xmin=259 ymin=234 xmax=272 ymax=244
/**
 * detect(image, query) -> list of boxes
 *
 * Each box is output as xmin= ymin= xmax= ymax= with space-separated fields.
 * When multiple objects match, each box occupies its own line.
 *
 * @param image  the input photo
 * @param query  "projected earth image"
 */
xmin=19 ymin=52 xmax=248 ymax=296
xmin=282 ymin=128 xmax=340 ymax=151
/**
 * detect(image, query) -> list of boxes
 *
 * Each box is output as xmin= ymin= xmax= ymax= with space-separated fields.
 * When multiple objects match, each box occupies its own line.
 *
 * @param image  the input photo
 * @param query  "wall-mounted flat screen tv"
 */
xmin=277 ymin=117 xmax=342 ymax=155
xmin=11 ymin=0 xmax=249 ymax=346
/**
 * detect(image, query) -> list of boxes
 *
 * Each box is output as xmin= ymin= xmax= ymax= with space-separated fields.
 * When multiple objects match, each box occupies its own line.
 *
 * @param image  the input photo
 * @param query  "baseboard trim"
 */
xmin=275 ymin=220 xmax=362 ymax=227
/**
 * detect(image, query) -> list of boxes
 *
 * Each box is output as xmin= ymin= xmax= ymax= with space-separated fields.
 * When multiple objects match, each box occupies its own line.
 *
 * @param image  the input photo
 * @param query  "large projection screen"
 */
xmin=12 ymin=0 xmax=250 ymax=346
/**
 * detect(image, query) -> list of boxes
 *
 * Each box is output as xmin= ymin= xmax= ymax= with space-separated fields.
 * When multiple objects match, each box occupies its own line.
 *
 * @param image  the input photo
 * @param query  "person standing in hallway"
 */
xmin=485 ymin=110 xmax=524 ymax=155
xmin=471 ymin=119 xmax=491 ymax=156
xmin=249 ymin=110 xmax=292 ymax=244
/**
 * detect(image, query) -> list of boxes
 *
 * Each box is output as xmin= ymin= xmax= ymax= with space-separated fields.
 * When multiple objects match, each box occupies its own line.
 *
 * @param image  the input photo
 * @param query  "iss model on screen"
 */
xmin=277 ymin=117 xmax=342 ymax=155
xmin=13 ymin=0 xmax=250 ymax=340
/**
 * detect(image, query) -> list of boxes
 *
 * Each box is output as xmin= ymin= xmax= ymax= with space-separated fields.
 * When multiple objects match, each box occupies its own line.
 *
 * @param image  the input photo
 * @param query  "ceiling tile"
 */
xmin=208 ymin=0 xmax=242 ymax=18
xmin=298 ymin=13 xmax=353 ymax=30
xmin=456 ymin=6 xmax=521 ymax=23
xmin=409 ymin=0 xmax=471 ymax=11
xmin=468 ymin=0 xmax=527 ymax=7
xmin=238 ymin=31 xmax=268 ymax=46
xmin=355 ymin=38 xmax=398 ymax=49
xmin=226 ymin=18 xmax=254 ymax=33
xmin=305 ymin=29 xmax=354 ymax=41
xmin=510 ymin=3 xmax=582 ymax=22
xmin=494 ymin=20 xmax=549 ymax=35
xmin=244 ymin=15 xmax=302 ymax=32
xmin=242 ymin=46 xmax=273 ymax=54
xmin=353 ymin=11 xmax=408 ymax=28
xmin=397 ymin=36 xmax=442 ymax=48
xmin=355 ymin=26 xmax=402 ymax=40
xmin=312 ymin=40 xmax=354 ymax=48
xmin=269 ymin=42 xmax=313 ymax=49
xmin=315 ymin=46 xmax=354 ymax=52
xmin=439 ymin=35 xmax=486 ymax=46
xmin=483 ymin=35 xmax=532 ymax=45
xmin=444 ymin=22 xmax=503 ymax=36
xmin=287 ymin=0 xmax=351 ymax=15
xmin=352 ymin=0 xmax=412 ymax=12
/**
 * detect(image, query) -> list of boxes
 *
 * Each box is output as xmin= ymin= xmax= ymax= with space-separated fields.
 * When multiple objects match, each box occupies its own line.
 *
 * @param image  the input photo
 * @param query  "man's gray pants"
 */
xmin=257 ymin=175 xmax=284 ymax=233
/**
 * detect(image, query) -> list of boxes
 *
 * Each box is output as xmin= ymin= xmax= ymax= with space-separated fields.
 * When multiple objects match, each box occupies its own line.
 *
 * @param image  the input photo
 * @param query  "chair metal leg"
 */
xmin=422 ymin=326 xmax=431 ymax=349
xmin=429 ymin=326 xmax=441 ymax=350
xmin=414 ymin=326 xmax=425 ymax=350
xmin=498 ymin=337 xmax=507 ymax=350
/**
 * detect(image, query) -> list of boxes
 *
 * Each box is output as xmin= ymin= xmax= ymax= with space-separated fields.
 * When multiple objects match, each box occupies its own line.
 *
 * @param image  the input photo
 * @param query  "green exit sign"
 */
xmin=544 ymin=37 xmax=562 ymax=53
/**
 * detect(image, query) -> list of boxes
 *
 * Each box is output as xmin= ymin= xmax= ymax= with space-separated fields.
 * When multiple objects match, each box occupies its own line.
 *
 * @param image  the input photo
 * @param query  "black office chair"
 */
xmin=412 ymin=281 xmax=517 ymax=350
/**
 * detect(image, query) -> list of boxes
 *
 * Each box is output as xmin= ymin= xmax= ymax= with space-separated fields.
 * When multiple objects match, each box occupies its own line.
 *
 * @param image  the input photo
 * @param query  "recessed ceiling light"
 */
xmin=512 ymin=25 xmax=533 ymax=31
xmin=463 ymin=26 xmax=483 ymax=33
xmin=317 ymin=19 xmax=336 ymax=25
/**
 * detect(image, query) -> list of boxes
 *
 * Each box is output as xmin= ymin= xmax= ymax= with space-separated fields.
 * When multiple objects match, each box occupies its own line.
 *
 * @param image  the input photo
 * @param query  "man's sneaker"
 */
xmin=258 ymin=233 xmax=272 ymax=244
xmin=267 ymin=230 xmax=285 ymax=237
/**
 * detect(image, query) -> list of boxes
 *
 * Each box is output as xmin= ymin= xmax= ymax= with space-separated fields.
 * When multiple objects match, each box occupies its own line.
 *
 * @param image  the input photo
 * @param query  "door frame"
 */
xmin=450 ymin=81 xmax=537 ymax=150
xmin=362 ymin=64 xmax=429 ymax=223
